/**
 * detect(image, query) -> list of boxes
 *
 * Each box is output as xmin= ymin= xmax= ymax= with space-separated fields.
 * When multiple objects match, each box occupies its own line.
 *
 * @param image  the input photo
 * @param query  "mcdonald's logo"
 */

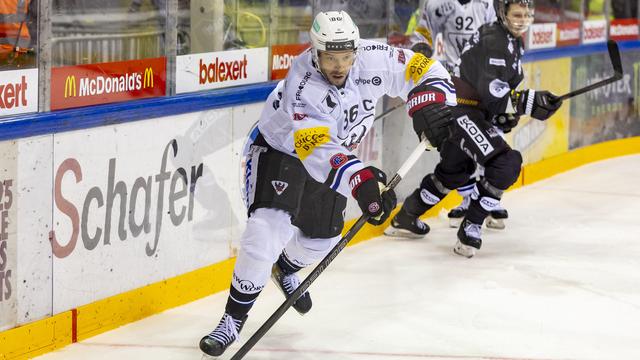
xmin=64 ymin=76 xmax=76 ymax=98
xmin=143 ymin=67 xmax=154 ymax=88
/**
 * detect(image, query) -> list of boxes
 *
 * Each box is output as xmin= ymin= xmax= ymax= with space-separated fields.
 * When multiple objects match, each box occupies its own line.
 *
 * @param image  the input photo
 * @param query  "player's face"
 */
xmin=505 ymin=4 xmax=534 ymax=37
xmin=318 ymin=50 xmax=356 ymax=87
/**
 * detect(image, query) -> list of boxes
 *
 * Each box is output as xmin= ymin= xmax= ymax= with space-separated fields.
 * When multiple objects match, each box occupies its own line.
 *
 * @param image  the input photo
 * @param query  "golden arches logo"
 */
xmin=64 ymin=76 xmax=76 ymax=98
xmin=143 ymin=67 xmax=154 ymax=88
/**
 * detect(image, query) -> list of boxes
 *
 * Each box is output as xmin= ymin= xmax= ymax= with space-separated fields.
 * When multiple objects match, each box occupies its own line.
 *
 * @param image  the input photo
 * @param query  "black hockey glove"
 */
xmin=410 ymin=42 xmax=433 ymax=58
xmin=407 ymin=83 xmax=452 ymax=150
xmin=350 ymin=166 xmax=397 ymax=225
xmin=513 ymin=90 xmax=563 ymax=121
xmin=493 ymin=113 xmax=520 ymax=133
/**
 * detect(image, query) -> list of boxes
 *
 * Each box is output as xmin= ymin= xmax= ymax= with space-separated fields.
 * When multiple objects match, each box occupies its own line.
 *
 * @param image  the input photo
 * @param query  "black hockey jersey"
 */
xmin=454 ymin=22 xmax=524 ymax=118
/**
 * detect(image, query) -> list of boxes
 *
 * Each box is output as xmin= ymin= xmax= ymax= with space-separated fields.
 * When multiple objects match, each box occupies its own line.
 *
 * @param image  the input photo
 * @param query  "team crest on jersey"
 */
xmin=319 ymin=92 xmax=337 ymax=113
xmin=329 ymin=153 xmax=349 ymax=169
xmin=271 ymin=180 xmax=289 ymax=195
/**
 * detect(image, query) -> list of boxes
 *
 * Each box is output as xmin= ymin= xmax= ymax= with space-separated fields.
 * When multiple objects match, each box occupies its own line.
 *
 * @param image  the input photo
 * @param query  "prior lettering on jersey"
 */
xmin=405 ymin=53 xmax=435 ymax=83
xmin=294 ymin=126 xmax=330 ymax=160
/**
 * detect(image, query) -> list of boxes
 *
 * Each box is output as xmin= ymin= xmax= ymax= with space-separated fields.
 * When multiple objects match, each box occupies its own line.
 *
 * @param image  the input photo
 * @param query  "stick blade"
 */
xmin=607 ymin=40 xmax=623 ymax=79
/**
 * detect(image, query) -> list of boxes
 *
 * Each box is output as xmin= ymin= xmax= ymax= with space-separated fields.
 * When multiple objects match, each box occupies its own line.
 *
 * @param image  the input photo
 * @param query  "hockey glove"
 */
xmin=493 ymin=113 xmax=520 ymax=133
xmin=513 ymin=90 xmax=563 ymax=121
xmin=407 ymin=83 xmax=452 ymax=150
xmin=410 ymin=42 xmax=433 ymax=58
xmin=350 ymin=166 xmax=397 ymax=225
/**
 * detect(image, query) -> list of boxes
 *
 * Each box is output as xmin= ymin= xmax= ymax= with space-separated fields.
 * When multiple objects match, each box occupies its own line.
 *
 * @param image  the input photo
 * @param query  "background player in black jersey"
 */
xmin=386 ymin=0 xmax=564 ymax=258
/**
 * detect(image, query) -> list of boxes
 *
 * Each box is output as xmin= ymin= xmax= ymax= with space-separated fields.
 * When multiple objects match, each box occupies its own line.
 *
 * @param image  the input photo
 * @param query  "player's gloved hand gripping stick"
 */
xmin=229 ymin=138 xmax=431 ymax=360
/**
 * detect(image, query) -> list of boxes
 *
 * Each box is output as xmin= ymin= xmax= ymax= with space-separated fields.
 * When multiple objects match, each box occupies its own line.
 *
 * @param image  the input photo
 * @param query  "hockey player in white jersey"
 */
xmin=412 ymin=0 xmax=496 ymax=71
xmin=199 ymin=11 xmax=456 ymax=357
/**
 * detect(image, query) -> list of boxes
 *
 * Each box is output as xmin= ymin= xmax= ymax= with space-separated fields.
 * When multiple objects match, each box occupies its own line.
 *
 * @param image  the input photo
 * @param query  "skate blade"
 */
xmin=384 ymin=226 xmax=426 ymax=239
xmin=485 ymin=217 xmax=505 ymax=230
xmin=453 ymin=242 xmax=475 ymax=258
xmin=448 ymin=217 xmax=463 ymax=228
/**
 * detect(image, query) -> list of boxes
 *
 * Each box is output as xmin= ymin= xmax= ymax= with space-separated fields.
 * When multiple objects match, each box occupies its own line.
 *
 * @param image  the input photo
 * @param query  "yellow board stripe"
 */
xmin=2 ymin=136 xmax=639 ymax=359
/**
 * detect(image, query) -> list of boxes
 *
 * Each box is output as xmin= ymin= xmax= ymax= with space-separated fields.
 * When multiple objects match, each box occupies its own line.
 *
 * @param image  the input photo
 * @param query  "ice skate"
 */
xmin=271 ymin=263 xmax=312 ymax=315
xmin=486 ymin=208 xmax=508 ymax=229
xmin=384 ymin=208 xmax=430 ymax=239
xmin=199 ymin=312 xmax=248 ymax=357
xmin=447 ymin=196 xmax=471 ymax=228
xmin=454 ymin=219 xmax=482 ymax=258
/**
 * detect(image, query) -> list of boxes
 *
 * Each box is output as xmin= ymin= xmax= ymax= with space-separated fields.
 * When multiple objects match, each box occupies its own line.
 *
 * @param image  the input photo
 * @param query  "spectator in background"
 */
xmin=0 ymin=0 xmax=36 ymax=68
xmin=612 ymin=0 xmax=637 ymax=18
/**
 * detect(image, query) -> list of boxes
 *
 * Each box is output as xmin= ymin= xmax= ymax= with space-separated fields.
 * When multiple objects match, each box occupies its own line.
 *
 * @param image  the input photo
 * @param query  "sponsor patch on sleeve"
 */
xmin=329 ymin=153 xmax=349 ymax=169
xmin=489 ymin=58 xmax=506 ymax=67
xmin=405 ymin=53 xmax=435 ymax=83
xmin=294 ymin=126 xmax=330 ymax=160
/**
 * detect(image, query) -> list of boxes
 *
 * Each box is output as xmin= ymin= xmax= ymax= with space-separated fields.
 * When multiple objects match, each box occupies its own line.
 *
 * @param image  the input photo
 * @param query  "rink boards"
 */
xmin=2 ymin=42 xmax=640 ymax=359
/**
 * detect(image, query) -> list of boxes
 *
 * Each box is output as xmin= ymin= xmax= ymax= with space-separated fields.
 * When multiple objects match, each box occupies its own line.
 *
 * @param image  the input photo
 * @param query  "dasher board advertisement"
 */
xmin=0 ymin=68 xmax=38 ymax=117
xmin=176 ymin=48 xmax=268 ymax=94
xmin=271 ymin=44 xmax=309 ymax=80
xmin=50 ymin=57 xmax=166 ymax=110
xmin=0 ymin=141 xmax=17 ymax=331
xmin=582 ymin=20 xmax=607 ymax=44
xmin=50 ymin=110 xmax=239 ymax=311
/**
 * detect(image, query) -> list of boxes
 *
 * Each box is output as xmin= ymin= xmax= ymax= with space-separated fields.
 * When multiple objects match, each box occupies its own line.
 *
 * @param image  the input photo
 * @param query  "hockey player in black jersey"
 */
xmin=386 ymin=0 xmax=563 ymax=257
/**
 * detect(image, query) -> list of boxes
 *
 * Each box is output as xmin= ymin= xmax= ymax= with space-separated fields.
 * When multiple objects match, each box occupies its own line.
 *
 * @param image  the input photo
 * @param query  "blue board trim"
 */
xmin=1 ymin=40 xmax=639 ymax=141
xmin=0 ymin=82 xmax=277 ymax=141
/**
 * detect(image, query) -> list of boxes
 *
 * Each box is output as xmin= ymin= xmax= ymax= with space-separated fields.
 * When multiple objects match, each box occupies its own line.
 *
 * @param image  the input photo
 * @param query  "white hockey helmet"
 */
xmin=309 ymin=11 xmax=360 ymax=65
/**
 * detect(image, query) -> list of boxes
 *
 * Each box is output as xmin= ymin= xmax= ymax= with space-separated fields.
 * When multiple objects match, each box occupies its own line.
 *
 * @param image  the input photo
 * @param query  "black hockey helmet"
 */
xmin=496 ymin=0 xmax=535 ymax=36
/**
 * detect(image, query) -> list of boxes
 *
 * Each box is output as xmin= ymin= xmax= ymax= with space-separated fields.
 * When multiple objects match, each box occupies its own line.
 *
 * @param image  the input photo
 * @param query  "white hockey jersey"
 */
xmin=414 ymin=0 xmax=496 ymax=69
xmin=257 ymin=39 xmax=455 ymax=199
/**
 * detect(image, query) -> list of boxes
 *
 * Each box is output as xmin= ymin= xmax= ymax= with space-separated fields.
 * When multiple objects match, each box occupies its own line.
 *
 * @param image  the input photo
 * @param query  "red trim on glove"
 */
xmin=407 ymin=91 xmax=447 ymax=117
xmin=349 ymin=168 xmax=374 ymax=197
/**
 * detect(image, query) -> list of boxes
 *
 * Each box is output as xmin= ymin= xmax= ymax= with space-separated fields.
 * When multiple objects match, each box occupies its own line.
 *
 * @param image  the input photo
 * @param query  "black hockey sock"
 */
xmin=465 ymin=198 xmax=489 ymax=225
xmin=276 ymin=252 xmax=303 ymax=275
xmin=225 ymin=284 xmax=261 ymax=319
xmin=402 ymin=174 xmax=450 ymax=217
xmin=466 ymin=179 xmax=503 ymax=225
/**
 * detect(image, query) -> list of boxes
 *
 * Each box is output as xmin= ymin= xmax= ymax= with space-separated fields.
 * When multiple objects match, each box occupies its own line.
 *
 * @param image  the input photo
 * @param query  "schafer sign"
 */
xmin=51 ymin=57 xmax=166 ymax=110
xmin=176 ymin=47 xmax=268 ymax=93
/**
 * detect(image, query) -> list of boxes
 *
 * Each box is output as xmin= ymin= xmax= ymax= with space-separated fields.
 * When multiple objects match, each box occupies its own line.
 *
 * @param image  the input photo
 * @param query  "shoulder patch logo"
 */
xmin=294 ymin=126 xmax=330 ymax=160
xmin=329 ymin=153 xmax=349 ymax=169
xmin=405 ymin=53 xmax=434 ymax=83
xmin=271 ymin=180 xmax=289 ymax=195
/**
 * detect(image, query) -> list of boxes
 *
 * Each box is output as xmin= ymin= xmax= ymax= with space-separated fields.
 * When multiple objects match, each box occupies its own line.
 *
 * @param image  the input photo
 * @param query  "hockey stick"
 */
xmin=374 ymin=102 xmax=404 ymax=120
xmin=554 ymin=40 xmax=623 ymax=102
xmin=229 ymin=138 xmax=430 ymax=360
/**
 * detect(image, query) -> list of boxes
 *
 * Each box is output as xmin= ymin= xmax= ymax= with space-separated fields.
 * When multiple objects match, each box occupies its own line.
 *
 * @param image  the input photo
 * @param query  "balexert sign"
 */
xmin=176 ymin=48 xmax=268 ymax=93
xmin=199 ymin=55 xmax=248 ymax=84
xmin=51 ymin=58 xmax=166 ymax=110
xmin=0 ymin=69 xmax=38 ymax=117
